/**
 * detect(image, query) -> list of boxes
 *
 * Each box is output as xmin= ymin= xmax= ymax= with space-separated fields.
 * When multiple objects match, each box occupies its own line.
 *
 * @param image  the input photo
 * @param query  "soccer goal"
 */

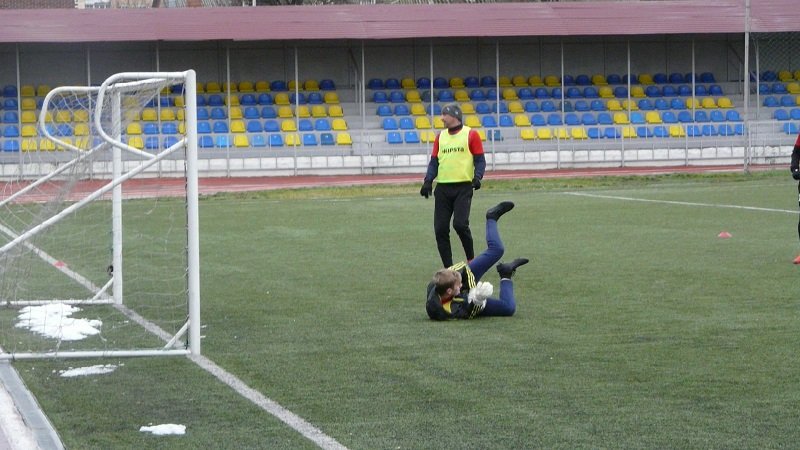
xmin=0 ymin=70 xmax=200 ymax=360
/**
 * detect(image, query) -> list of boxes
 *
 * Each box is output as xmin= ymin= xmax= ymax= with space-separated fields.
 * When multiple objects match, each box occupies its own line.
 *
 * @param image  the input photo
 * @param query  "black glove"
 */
xmin=472 ymin=177 xmax=481 ymax=190
xmin=792 ymin=169 xmax=800 ymax=181
xmin=420 ymin=181 xmax=432 ymax=198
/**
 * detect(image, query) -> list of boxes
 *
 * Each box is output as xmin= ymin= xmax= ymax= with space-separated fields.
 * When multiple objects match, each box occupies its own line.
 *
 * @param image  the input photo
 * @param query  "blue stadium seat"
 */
xmin=518 ymin=88 xmax=534 ymax=100
xmin=145 ymin=136 xmax=160 ymax=150
xmin=622 ymin=74 xmax=639 ymax=85
xmin=780 ymin=95 xmax=795 ymax=107
xmin=574 ymin=100 xmax=590 ymax=112
xmin=264 ymin=120 xmax=280 ymax=132
xmin=694 ymin=85 xmax=708 ymax=96
xmin=404 ymin=131 xmax=420 ymax=144
xmin=298 ymin=119 xmax=313 ymax=131
xmin=376 ymin=105 xmax=392 ymax=116
xmin=389 ymin=91 xmax=405 ymax=103
xmin=763 ymin=96 xmax=779 ymax=107
xmin=261 ymin=106 xmax=277 ymax=119
xmin=661 ymin=85 xmax=677 ymax=97
xmin=2 ymin=111 xmax=17 ymax=123
xmin=319 ymin=79 xmax=336 ymax=91
xmin=269 ymin=133 xmax=283 ymax=147
xmin=367 ymin=78 xmax=384 ymax=90
xmin=774 ymin=109 xmax=790 ymax=120
xmin=653 ymin=73 xmax=668 ymax=84
xmin=373 ymin=91 xmax=388 ymax=103
xmin=197 ymin=121 xmax=212 ymax=134
xmin=636 ymin=126 xmax=654 ymax=138
xmin=399 ymin=117 xmax=414 ymax=130
xmin=162 ymin=122 xmax=179 ymax=134
xmin=2 ymin=85 xmax=17 ymax=97
xmin=475 ymin=102 xmax=491 ymax=114
xmin=289 ymin=92 xmax=306 ymax=104
xmin=270 ymin=80 xmax=288 ymax=91
xmin=540 ymin=101 xmax=556 ymax=112
xmin=693 ymin=111 xmax=709 ymax=122
xmin=524 ymin=101 xmax=540 ymax=113
xmin=531 ymin=114 xmax=546 ymax=126
xmin=2 ymin=139 xmax=19 ymax=152
xmin=606 ymin=74 xmax=622 ymax=84
xmin=668 ymin=72 xmax=684 ymax=84
xmin=718 ymin=124 xmax=735 ymax=136
xmin=686 ymin=124 xmax=702 ymax=137
xmin=199 ymin=135 xmax=214 ymax=148
xmin=416 ymin=77 xmax=431 ymax=89
xmin=783 ymin=122 xmax=798 ymax=135
xmin=244 ymin=106 xmax=260 ymax=119
xmin=498 ymin=115 xmax=513 ymax=127
xmin=590 ymin=100 xmax=605 ymax=111
xmin=772 ymin=83 xmax=788 ymax=94
xmin=670 ymin=98 xmax=685 ymax=110
xmin=246 ymin=120 xmax=264 ymax=133
xmin=491 ymin=102 xmax=509 ymax=114
xmin=251 ymin=134 xmax=267 ymax=147
xmin=426 ymin=104 xmax=442 ymax=115
xmin=709 ymin=85 xmax=723 ymax=96
xmin=566 ymin=87 xmax=582 ymax=99
xmin=629 ymin=112 xmax=645 ymax=125
xmin=565 ymin=113 xmax=581 ymax=126
xmin=195 ymin=95 xmax=207 ymax=107
xmin=638 ymin=99 xmax=654 ymax=111
xmin=480 ymin=76 xmax=496 ymax=87
xmin=307 ymin=92 xmax=324 ymax=104
xmin=437 ymin=90 xmax=454 ymax=102
xmin=613 ymin=86 xmax=628 ymax=98
xmin=677 ymin=111 xmax=693 ymax=123
xmin=701 ymin=124 xmax=718 ymax=136
xmin=534 ymin=87 xmax=549 ymax=99
xmin=163 ymin=136 xmax=180 ymax=148
xmin=709 ymin=110 xmax=725 ymax=122
xmin=677 ymin=85 xmax=691 ymax=96
xmin=470 ymin=89 xmax=486 ymax=101
xmin=604 ymin=127 xmax=621 ymax=139
xmin=385 ymin=78 xmax=401 ymax=90
xmin=382 ymin=117 xmax=398 ymax=130
xmin=207 ymin=94 xmax=224 ymax=106
xmin=210 ymin=107 xmax=226 ymax=120
xmin=213 ymin=121 xmax=229 ymax=133
xmin=257 ymin=93 xmax=273 ymax=105
xmin=432 ymin=77 xmax=448 ymax=89
xmin=387 ymin=131 xmax=403 ymax=144
xmin=464 ymin=77 xmax=479 ymax=88
xmin=3 ymin=99 xmax=17 ymax=110
xmin=726 ymin=110 xmax=742 ymax=121
xmin=481 ymin=115 xmax=498 ymax=128
xmin=314 ymin=118 xmax=331 ymax=131
xmin=583 ymin=87 xmax=599 ymax=99
xmin=143 ymin=123 xmax=159 ymax=135
xmin=303 ymin=133 xmax=318 ymax=146
xmin=662 ymin=111 xmax=678 ymax=124
xmin=581 ymin=113 xmax=597 ymax=126
xmin=645 ymin=85 xmax=661 ymax=97
xmin=547 ymin=113 xmax=562 ymax=126
xmin=587 ymin=127 xmax=602 ymax=139
xmin=3 ymin=125 xmax=18 ymax=137
xmin=320 ymin=132 xmax=335 ymax=145
xmin=394 ymin=104 xmax=410 ymax=116
xmin=597 ymin=112 xmax=613 ymax=125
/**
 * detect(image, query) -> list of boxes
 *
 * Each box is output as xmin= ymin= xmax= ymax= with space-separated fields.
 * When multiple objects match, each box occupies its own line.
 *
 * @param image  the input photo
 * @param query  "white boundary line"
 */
xmin=563 ymin=192 xmax=796 ymax=214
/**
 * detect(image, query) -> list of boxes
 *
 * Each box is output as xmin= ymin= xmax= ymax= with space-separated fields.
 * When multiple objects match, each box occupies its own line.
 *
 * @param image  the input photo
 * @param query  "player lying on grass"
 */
xmin=426 ymin=201 xmax=529 ymax=320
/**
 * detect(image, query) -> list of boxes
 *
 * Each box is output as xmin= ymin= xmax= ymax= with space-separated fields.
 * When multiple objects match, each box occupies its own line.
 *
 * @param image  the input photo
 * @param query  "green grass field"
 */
xmin=9 ymin=170 xmax=800 ymax=449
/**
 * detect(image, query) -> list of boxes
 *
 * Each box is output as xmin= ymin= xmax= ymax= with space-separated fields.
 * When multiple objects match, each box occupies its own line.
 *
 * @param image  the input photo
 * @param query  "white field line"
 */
xmin=563 ymin=192 xmax=796 ymax=214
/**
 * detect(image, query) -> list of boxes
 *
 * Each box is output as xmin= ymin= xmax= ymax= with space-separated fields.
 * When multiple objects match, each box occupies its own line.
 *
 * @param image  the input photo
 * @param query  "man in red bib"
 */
xmin=420 ymin=103 xmax=486 ymax=267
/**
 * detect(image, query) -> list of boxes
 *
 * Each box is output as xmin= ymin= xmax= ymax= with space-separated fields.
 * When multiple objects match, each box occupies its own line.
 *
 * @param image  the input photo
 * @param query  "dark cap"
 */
xmin=441 ymin=103 xmax=463 ymax=123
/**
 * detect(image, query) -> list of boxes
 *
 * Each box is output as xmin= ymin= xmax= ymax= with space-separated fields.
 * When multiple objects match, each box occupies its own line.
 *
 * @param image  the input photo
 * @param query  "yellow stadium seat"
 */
xmin=544 ymin=75 xmax=560 ymax=87
xmin=613 ymin=112 xmax=629 ymax=124
xmin=685 ymin=98 xmax=701 ymax=109
xmin=788 ymin=83 xmax=800 ymax=94
xmin=21 ymin=138 xmax=37 ymax=152
xmin=311 ymin=105 xmax=327 ymax=118
xmin=553 ymin=127 xmax=569 ymax=140
xmin=591 ymin=74 xmax=608 ymax=86
xmin=21 ymin=111 xmax=36 ymax=123
xmin=406 ymin=90 xmax=421 ymax=103
xmin=454 ymin=90 xmax=470 ymax=102
xmin=234 ymin=134 xmax=250 ymax=147
xmin=195 ymin=82 xmax=205 ymax=94
xmin=230 ymin=120 xmax=246 ymax=133
xmin=223 ymin=95 xmax=239 ymax=107
xmin=622 ymin=126 xmax=637 ymax=138
xmin=571 ymin=127 xmax=588 ymax=139
xmin=502 ymin=88 xmax=518 ymax=101
xmin=669 ymin=125 xmax=685 ymax=137
xmin=73 ymin=110 xmax=89 ymax=122
xmin=794 ymin=70 xmax=800 ymax=81
xmin=328 ymin=105 xmax=344 ymax=117
xmin=622 ymin=100 xmax=639 ymax=111
xmin=288 ymin=80 xmax=297 ymax=91
xmin=476 ymin=129 xmax=487 ymax=141
xmin=21 ymin=125 xmax=37 ymax=137
xmin=513 ymin=114 xmax=531 ymax=127
xmin=433 ymin=116 xmax=445 ymax=129
xmin=21 ymin=98 xmax=36 ymax=110
xmin=630 ymin=86 xmax=646 ymax=98
xmin=177 ymin=109 xmax=186 ymax=120
xmin=528 ymin=75 xmax=544 ymax=86
xmin=520 ymin=129 xmax=535 ymax=140
xmin=332 ymin=118 xmax=348 ymax=131
xmin=450 ymin=77 xmax=465 ymax=89
xmin=638 ymin=73 xmax=654 ymax=85
xmin=460 ymin=102 xmax=475 ymax=114
xmin=42 ymin=111 xmax=53 ymax=123
xmin=296 ymin=106 xmax=310 ymax=118
xmin=141 ymin=108 xmax=157 ymax=121
xmin=285 ymin=133 xmax=300 ymax=146
xmin=255 ymin=80 xmax=270 ymax=92
xmin=39 ymin=138 xmax=55 ymax=151
xmin=160 ymin=109 xmax=176 ymax=121
xmin=55 ymin=111 xmax=71 ymax=123
xmin=645 ymin=111 xmax=662 ymax=124
xmin=20 ymin=85 xmax=35 ymax=97
xmin=701 ymin=97 xmax=717 ymax=109
xmin=599 ymin=86 xmax=614 ymax=98
xmin=411 ymin=103 xmax=426 ymax=116
xmin=415 ymin=116 xmax=432 ymax=129
xmin=126 ymin=122 xmax=142 ymax=135
xmin=128 ymin=136 xmax=144 ymax=149
xmin=274 ymin=93 xmax=290 ymax=105
xmin=401 ymin=78 xmax=416 ymax=89
xmin=536 ymin=128 xmax=553 ymax=140
xmin=278 ymin=106 xmax=293 ymax=118
xmin=222 ymin=81 xmax=238 ymax=93
xmin=508 ymin=101 xmax=524 ymax=113
xmin=464 ymin=115 xmax=481 ymax=128
xmin=73 ymin=123 xmax=89 ymax=136
xmin=512 ymin=75 xmax=528 ymax=87
xmin=73 ymin=136 xmax=91 ymax=150
xmin=498 ymin=76 xmax=513 ymax=87
xmin=36 ymin=85 xmax=51 ymax=97
xmin=238 ymin=81 xmax=254 ymax=93
xmin=205 ymin=82 xmax=221 ymax=93
xmin=606 ymin=100 xmax=622 ymax=111
xmin=717 ymin=97 xmax=733 ymax=108
xmin=324 ymin=92 xmax=340 ymax=104
xmin=336 ymin=132 xmax=352 ymax=145
xmin=420 ymin=130 xmax=436 ymax=143
xmin=281 ymin=119 xmax=297 ymax=132
xmin=304 ymin=79 xmax=320 ymax=91
xmin=779 ymin=70 xmax=793 ymax=82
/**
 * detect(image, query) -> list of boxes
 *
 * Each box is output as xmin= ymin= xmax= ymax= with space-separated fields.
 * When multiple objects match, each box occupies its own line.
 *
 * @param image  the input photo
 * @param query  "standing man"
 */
xmin=790 ymin=133 xmax=800 ymax=263
xmin=420 ymin=103 xmax=486 ymax=267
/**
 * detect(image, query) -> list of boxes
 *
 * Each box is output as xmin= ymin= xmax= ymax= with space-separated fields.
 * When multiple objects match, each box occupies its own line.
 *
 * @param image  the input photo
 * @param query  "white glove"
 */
xmin=467 ymin=281 xmax=493 ymax=307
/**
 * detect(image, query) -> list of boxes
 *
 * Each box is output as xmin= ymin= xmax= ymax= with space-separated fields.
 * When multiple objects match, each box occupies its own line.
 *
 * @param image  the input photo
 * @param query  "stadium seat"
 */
xmin=726 ymin=110 xmax=742 ymax=121
xmin=686 ymin=124 xmax=702 ymax=137
xmin=581 ymin=113 xmax=597 ymax=126
xmin=307 ymin=92 xmax=323 ymax=105
xmin=652 ymin=126 xmax=668 ymax=138
xmin=662 ymin=111 xmax=678 ymax=124
xmin=320 ymin=132 xmax=335 ymax=146
xmin=264 ymin=120 xmax=280 ymax=132
xmin=404 ymin=131 xmax=420 ymax=144
xmin=636 ymin=126 xmax=653 ymax=138
xmin=268 ymin=134 xmax=283 ymax=147
xmin=302 ymin=133 xmax=318 ymax=146
xmin=530 ymin=114 xmax=545 ymax=127
xmin=213 ymin=121 xmax=229 ymax=133
xmin=336 ymin=132 xmax=352 ymax=145
xmin=314 ymin=118 xmax=332 ymax=131
xmin=246 ymin=120 xmax=264 ymax=133
xmin=367 ymin=78 xmax=384 ymax=90
xmin=621 ymin=126 xmax=637 ymax=138
xmin=597 ymin=112 xmax=613 ymax=125
xmin=386 ymin=78 xmax=401 ymax=90
xmin=415 ymin=116 xmax=432 ymax=129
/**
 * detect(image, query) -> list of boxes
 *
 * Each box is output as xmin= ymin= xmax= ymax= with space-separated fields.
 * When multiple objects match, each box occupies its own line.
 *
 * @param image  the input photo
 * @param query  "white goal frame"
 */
xmin=0 ymin=70 xmax=200 ymax=360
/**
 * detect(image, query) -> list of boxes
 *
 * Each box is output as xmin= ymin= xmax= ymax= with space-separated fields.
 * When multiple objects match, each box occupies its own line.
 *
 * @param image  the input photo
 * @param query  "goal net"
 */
xmin=0 ymin=71 xmax=200 ymax=360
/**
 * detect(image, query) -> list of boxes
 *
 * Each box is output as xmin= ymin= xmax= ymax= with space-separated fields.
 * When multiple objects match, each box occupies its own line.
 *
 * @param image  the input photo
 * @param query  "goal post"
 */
xmin=0 ymin=70 xmax=200 ymax=360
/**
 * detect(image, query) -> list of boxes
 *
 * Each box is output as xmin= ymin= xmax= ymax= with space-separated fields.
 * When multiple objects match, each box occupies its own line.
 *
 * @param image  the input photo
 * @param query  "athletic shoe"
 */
xmin=486 ymin=201 xmax=514 ymax=221
xmin=496 ymin=258 xmax=529 ymax=278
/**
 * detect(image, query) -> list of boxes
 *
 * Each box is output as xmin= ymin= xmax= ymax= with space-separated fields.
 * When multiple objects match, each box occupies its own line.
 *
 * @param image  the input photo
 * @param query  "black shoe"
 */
xmin=486 ymin=201 xmax=514 ymax=221
xmin=496 ymin=258 xmax=529 ymax=278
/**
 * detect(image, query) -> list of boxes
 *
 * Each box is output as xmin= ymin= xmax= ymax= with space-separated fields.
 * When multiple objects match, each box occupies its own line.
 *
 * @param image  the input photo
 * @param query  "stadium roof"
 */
xmin=0 ymin=0 xmax=797 ymax=44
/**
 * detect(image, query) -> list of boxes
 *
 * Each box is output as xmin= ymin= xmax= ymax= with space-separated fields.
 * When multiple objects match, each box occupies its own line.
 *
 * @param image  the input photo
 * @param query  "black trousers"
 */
xmin=433 ymin=182 xmax=474 ymax=267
